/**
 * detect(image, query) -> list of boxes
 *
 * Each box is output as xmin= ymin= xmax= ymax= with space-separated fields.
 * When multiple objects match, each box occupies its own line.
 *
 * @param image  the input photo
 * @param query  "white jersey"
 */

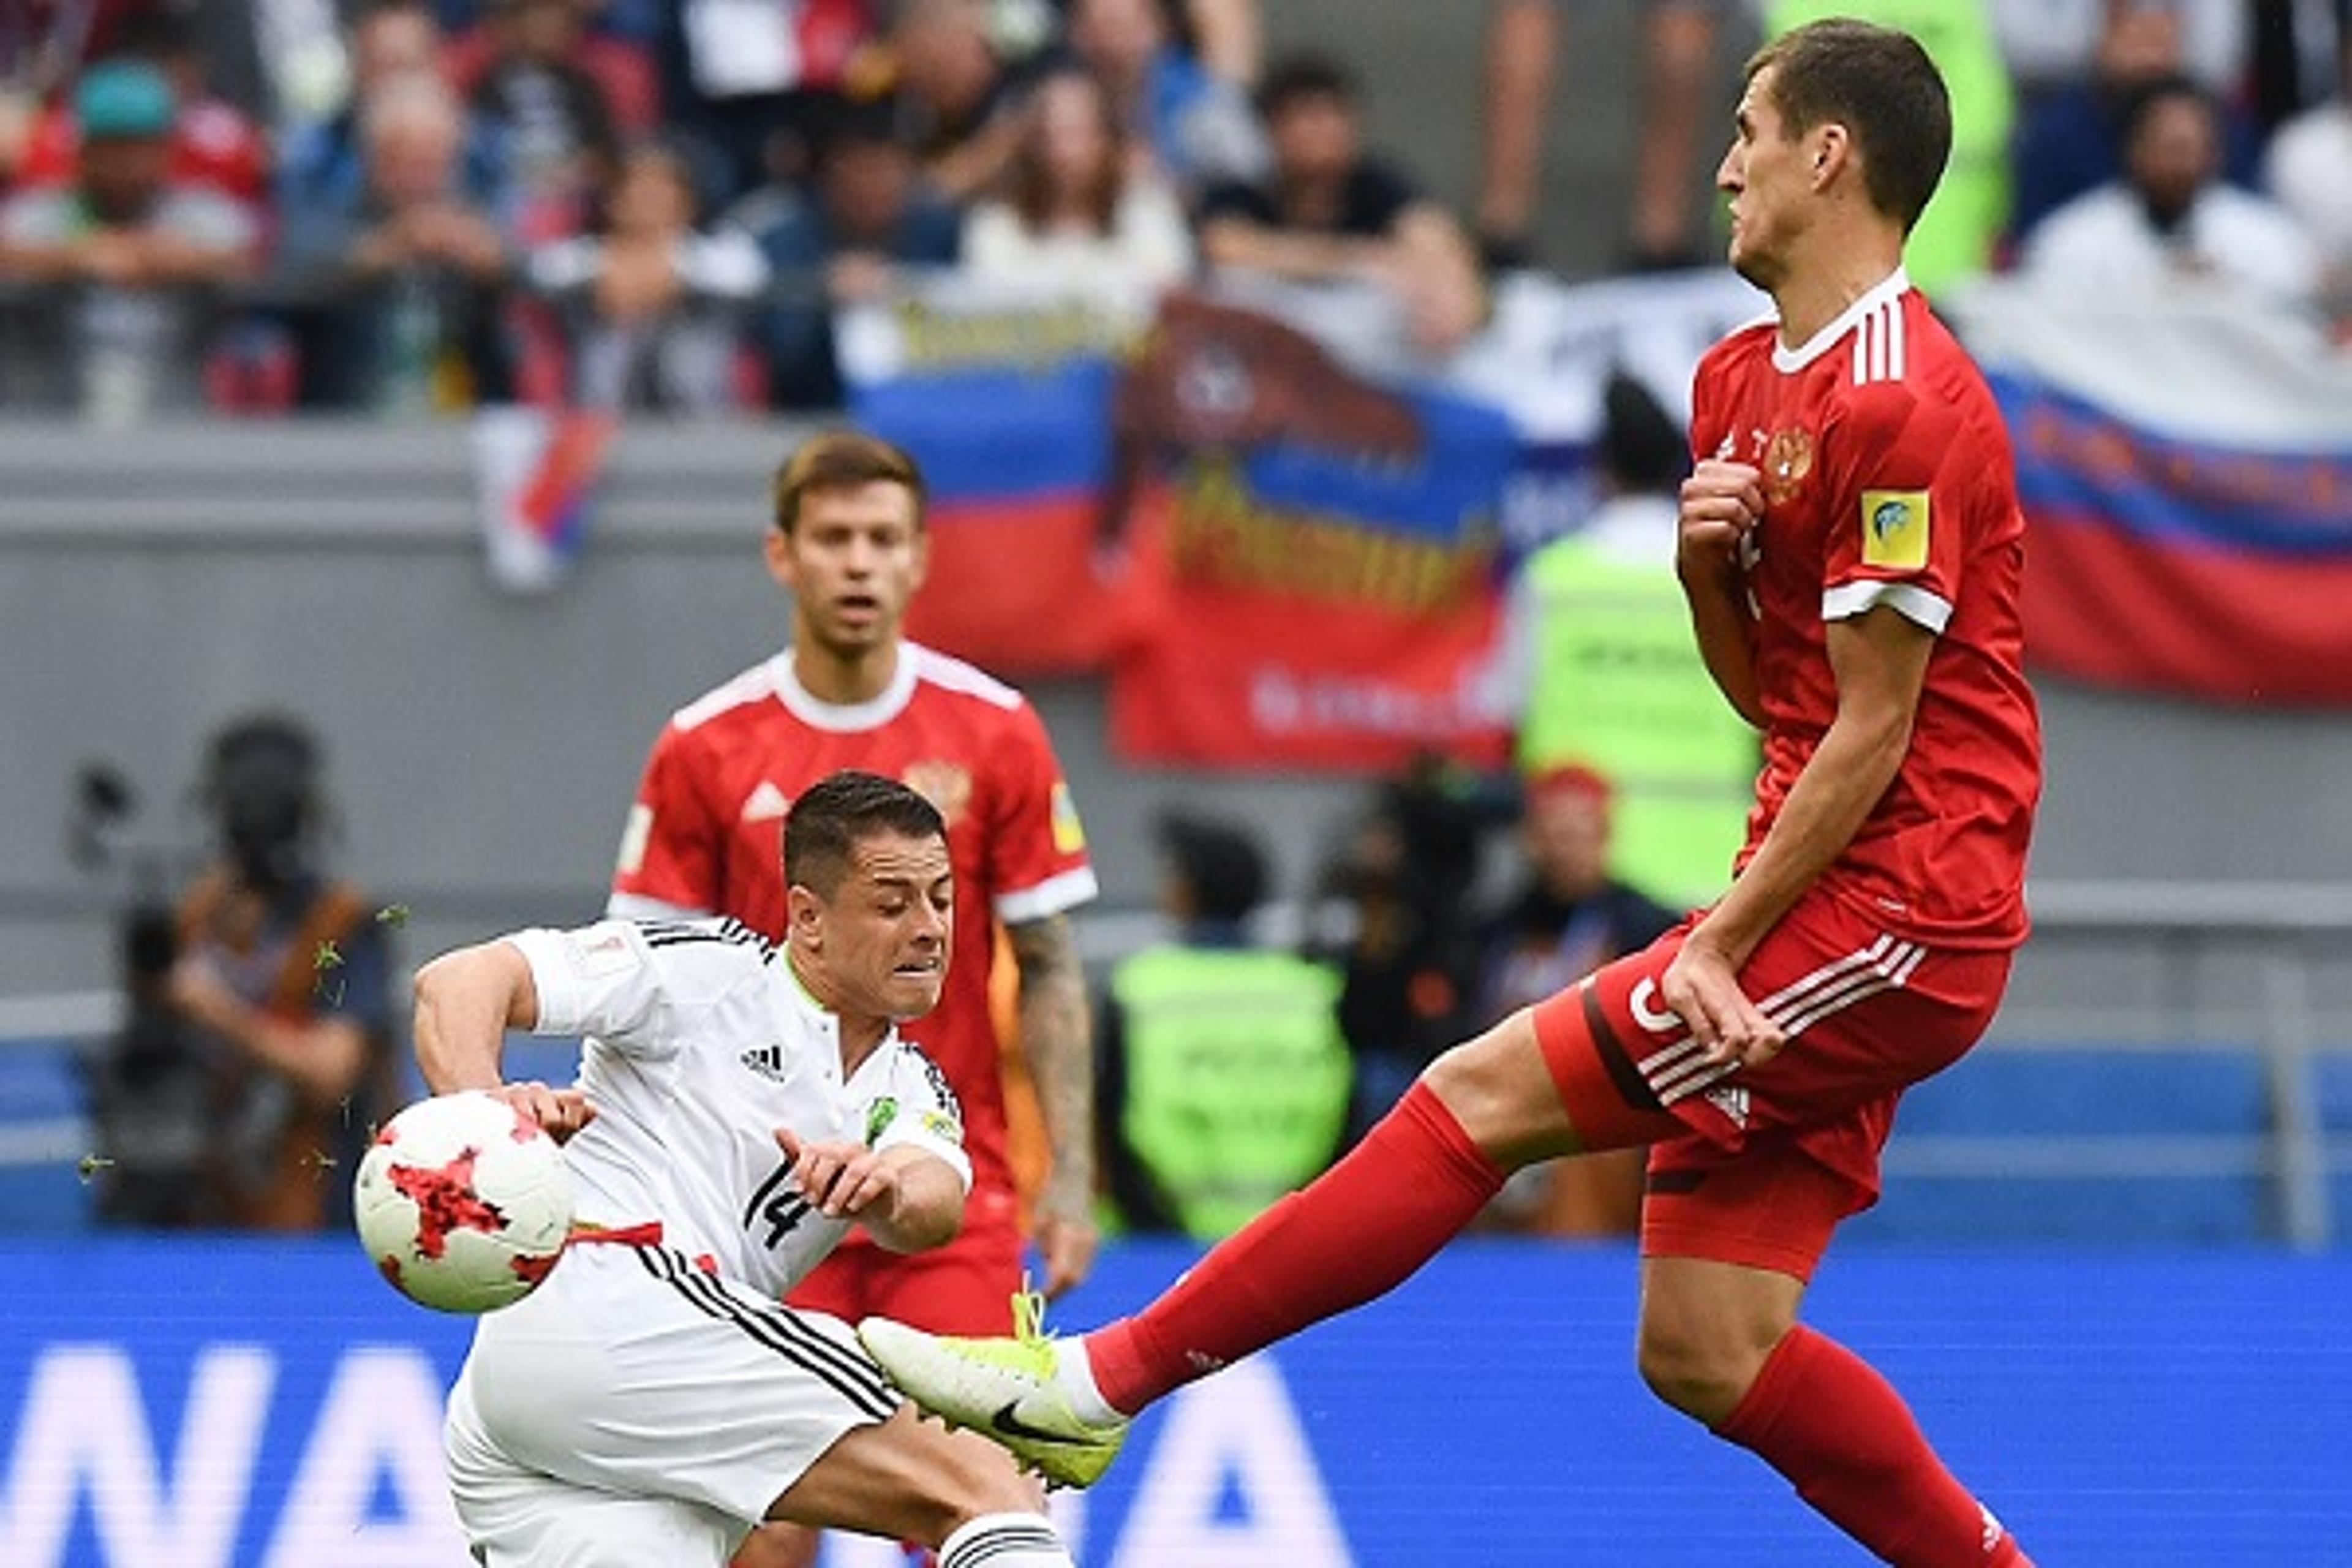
xmin=508 ymin=916 xmax=971 ymax=1301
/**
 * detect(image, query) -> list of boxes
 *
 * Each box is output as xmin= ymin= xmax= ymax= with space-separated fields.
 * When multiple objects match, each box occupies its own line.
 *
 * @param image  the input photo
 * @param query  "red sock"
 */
xmin=1715 ymin=1325 xmax=2030 ymax=1567
xmin=1087 ymin=1081 xmax=1505 ymax=1413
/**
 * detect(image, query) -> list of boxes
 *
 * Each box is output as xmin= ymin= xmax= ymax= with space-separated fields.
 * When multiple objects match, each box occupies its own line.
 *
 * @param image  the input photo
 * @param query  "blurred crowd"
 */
xmin=0 ymin=0 xmax=2342 ymax=426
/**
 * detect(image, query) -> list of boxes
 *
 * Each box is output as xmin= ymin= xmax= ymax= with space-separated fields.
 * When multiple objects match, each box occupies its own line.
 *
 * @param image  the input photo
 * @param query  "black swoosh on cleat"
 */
xmin=989 ymin=1401 xmax=1098 ymax=1446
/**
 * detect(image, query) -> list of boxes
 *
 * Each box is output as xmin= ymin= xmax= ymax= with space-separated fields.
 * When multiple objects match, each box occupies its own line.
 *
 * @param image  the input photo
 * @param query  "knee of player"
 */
xmin=1634 ymin=1315 xmax=1763 ymax=1425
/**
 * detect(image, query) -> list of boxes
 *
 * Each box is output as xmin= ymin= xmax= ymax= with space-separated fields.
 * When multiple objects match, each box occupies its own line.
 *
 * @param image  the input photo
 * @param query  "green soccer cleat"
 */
xmin=858 ymin=1291 xmax=1130 ymax=1488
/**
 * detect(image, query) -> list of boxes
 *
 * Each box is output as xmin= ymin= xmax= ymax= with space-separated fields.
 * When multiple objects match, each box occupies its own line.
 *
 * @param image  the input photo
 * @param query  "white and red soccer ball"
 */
xmin=354 ymin=1090 xmax=575 ymax=1313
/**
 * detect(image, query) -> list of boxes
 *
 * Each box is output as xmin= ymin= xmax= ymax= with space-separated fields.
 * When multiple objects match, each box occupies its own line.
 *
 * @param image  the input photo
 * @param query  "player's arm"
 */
xmin=1009 ymin=911 xmax=1099 ymax=1297
xmin=1675 ymin=458 xmax=1768 ymax=728
xmin=1664 ymin=605 xmax=1932 ymax=1067
xmin=412 ymin=938 xmax=593 ymax=1139
xmin=775 ymin=1129 xmax=964 ymax=1253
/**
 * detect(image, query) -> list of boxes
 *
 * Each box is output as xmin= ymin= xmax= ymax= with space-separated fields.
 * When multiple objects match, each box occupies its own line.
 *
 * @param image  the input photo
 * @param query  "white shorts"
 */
xmin=443 ymin=1241 xmax=901 ymax=1567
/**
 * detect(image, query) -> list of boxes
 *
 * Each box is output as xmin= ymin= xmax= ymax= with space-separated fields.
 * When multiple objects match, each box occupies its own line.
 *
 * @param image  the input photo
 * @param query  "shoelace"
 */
xmin=1010 ymin=1276 xmax=1049 ymax=1348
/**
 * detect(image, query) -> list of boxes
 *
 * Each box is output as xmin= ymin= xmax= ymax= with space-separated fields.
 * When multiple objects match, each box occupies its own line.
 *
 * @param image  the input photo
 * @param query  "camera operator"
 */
xmin=90 ymin=714 xmax=394 ymax=1230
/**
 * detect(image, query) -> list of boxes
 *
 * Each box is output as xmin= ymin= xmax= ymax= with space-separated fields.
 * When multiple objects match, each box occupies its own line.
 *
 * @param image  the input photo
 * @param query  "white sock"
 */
xmin=1057 ymin=1337 xmax=1122 ymax=1425
xmin=938 ymin=1510 xmax=1071 ymax=1568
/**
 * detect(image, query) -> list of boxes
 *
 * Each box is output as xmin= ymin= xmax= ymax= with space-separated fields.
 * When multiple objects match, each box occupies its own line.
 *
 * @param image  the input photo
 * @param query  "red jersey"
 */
xmin=608 ymin=643 xmax=1097 ymax=1205
xmin=1689 ymin=270 xmax=2040 ymax=948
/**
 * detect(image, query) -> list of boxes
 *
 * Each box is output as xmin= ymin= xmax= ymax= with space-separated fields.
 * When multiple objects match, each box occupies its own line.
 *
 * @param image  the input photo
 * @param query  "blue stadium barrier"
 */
xmin=1852 ymin=1046 xmax=2277 ymax=1243
xmin=2 ymin=1237 xmax=2346 ymax=1566
xmin=0 ymin=1041 xmax=94 ymax=1233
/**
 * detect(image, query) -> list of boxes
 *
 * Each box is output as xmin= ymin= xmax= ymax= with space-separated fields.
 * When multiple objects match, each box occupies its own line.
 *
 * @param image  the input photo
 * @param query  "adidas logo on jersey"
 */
xmin=740 ymin=781 xmax=790 ymax=823
xmin=1703 ymin=1084 xmax=1751 ymax=1128
xmin=741 ymin=1044 xmax=791 ymax=1083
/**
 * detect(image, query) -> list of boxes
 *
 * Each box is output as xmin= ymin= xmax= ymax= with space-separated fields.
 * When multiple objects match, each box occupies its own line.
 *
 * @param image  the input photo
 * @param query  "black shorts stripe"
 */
xmin=669 ymin=1266 xmax=896 ymax=1422
xmin=635 ymin=1248 xmax=896 ymax=1421
xmin=646 ymin=1251 xmax=895 ymax=1418
xmin=644 ymin=1250 xmax=895 ymax=1420
xmin=943 ymin=1524 xmax=1066 ymax=1567
xmin=1581 ymin=982 xmax=1667 ymax=1114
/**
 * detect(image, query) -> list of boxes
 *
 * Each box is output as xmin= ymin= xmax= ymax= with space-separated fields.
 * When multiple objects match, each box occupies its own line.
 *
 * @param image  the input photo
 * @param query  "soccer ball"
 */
xmin=353 ymin=1090 xmax=575 ymax=1313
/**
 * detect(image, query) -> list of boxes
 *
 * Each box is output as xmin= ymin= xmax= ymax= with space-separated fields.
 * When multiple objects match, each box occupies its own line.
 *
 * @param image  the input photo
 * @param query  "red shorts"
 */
xmin=785 ymin=1186 xmax=1025 ymax=1335
xmin=1530 ymin=889 xmax=2011 ymax=1281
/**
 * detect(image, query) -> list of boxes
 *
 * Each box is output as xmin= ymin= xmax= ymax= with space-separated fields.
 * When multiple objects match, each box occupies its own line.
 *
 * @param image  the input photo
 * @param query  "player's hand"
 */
xmin=1030 ymin=1193 xmax=1099 ymax=1300
xmin=1659 ymin=935 xmax=1784 ymax=1072
xmin=1677 ymin=460 xmax=1766 ymax=581
xmin=775 ymin=1128 xmax=899 ymax=1221
xmin=492 ymin=1080 xmax=597 ymax=1142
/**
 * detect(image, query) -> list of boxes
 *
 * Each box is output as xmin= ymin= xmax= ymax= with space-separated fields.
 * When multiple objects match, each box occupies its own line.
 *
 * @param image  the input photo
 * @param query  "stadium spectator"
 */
xmin=891 ymin=0 xmax=1035 ymax=202
xmin=1498 ymin=370 xmax=1756 ymax=910
xmin=2005 ymin=0 xmax=2260 ymax=247
xmin=1156 ymin=0 xmax=1262 ymax=87
xmin=2018 ymin=74 xmax=2320 ymax=308
xmin=959 ymin=64 xmax=1191 ymax=303
xmin=276 ymin=0 xmax=453 ymax=231
xmin=604 ymin=430 xmax=1099 ymax=1568
xmin=1474 ymin=0 xmax=1737 ymax=272
xmin=858 ymin=24 xmax=2047 ymax=1568
xmin=527 ymin=140 xmax=767 ymax=412
xmin=277 ymin=70 xmax=514 ymax=412
xmin=1197 ymin=53 xmax=1484 ymax=356
xmin=1098 ymin=812 xmax=1350 ymax=1239
xmin=87 ymin=714 xmax=393 ymax=1231
xmin=654 ymin=0 xmax=888 ymax=202
xmin=728 ymin=99 xmax=962 ymax=409
xmin=416 ymin=771 xmax=1079 ymax=1568
xmin=443 ymin=0 xmax=662 ymax=136
xmin=13 ymin=10 xmax=270 ymax=209
xmin=1063 ymin=0 xmax=1268 ymax=197
xmin=0 ymin=59 xmax=258 ymax=422
xmin=2263 ymin=25 xmax=2352 ymax=330
xmin=1466 ymin=766 xmax=1678 ymax=1236
xmin=1308 ymin=758 xmax=1486 ymax=1147
xmin=457 ymin=0 xmax=625 ymax=246
xmin=1989 ymin=0 xmax=2246 ymax=107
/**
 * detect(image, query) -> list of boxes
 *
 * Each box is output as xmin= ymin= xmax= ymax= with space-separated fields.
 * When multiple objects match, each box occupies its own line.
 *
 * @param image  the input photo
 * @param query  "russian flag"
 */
xmin=1954 ymin=282 xmax=2352 ymax=705
xmin=854 ymin=356 xmax=1148 ymax=673
xmin=471 ymin=407 xmax=619 ymax=594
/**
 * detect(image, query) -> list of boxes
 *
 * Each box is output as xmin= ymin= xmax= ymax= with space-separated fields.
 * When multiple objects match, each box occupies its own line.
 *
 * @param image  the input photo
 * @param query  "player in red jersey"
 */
xmin=607 ymin=430 xmax=1098 ymax=1568
xmin=858 ymin=21 xmax=2039 ymax=1567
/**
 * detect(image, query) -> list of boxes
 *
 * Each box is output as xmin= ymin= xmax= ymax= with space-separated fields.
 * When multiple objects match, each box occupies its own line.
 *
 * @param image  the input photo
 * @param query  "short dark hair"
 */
xmin=772 ymin=429 xmax=925 ymax=534
xmin=2117 ymin=72 xmax=2213 ymax=149
xmin=1256 ymin=53 xmax=1356 ymax=122
xmin=784 ymin=770 xmax=947 ymax=896
xmin=1158 ymin=812 xmax=1267 ymax=924
xmin=1746 ymin=19 xmax=1951 ymax=233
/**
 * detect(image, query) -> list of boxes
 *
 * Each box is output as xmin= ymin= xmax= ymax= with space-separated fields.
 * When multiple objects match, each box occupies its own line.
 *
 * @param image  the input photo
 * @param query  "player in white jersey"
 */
xmin=413 ymin=771 xmax=1077 ymax=1568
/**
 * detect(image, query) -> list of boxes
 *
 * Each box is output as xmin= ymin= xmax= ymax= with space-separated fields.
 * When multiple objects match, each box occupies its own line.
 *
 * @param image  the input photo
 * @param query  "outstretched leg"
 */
xmin=858 ymin=1002 xmax=1655 ymax=1479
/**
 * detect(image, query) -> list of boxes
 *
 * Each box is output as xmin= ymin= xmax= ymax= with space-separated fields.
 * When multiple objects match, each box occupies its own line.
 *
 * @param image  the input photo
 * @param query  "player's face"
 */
xmin=802 ymin=831 xmax=955 ymax=1022
xmin=767 ymin=481 xmax=929 ymax=660
xmin=1716 ymin=67 xmax=1815 ymax=291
